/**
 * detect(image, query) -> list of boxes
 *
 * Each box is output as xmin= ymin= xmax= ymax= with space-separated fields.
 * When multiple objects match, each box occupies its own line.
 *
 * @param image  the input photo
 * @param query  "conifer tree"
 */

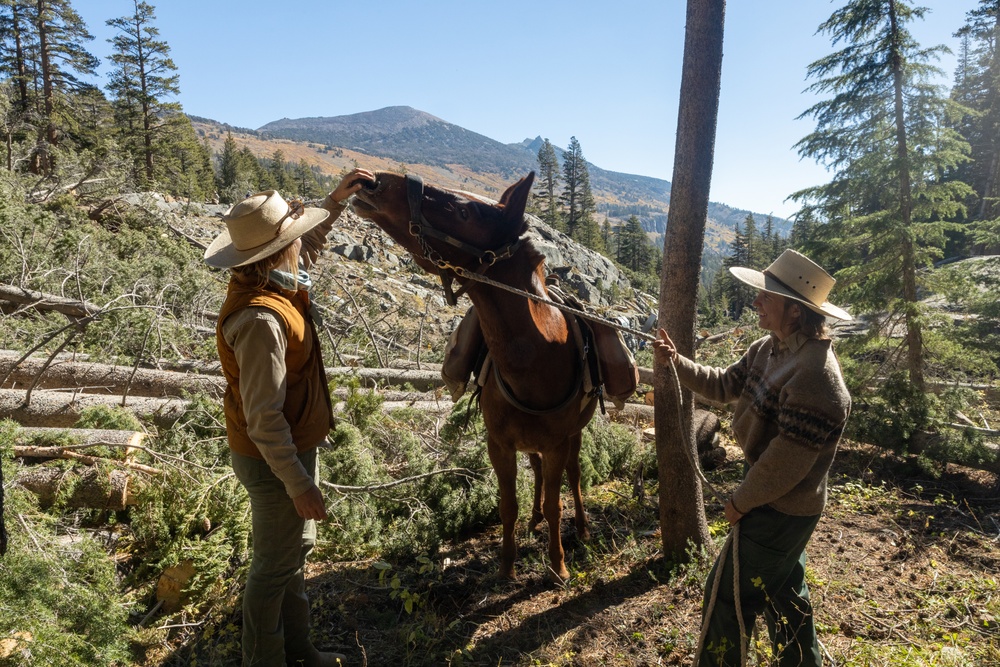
xmin=293 ymin=159 xmax=321 ymax=199
xmin=559 ymin=136 xmax=596 ymax=239
xmin=952 ymin=0 xmax=1000 ymax=221
xmin=266 ymin=149 xmax=289 ymax=191
xmin=617 ymin=215 xmax=648 ymax=272
xmin=23 ymin=0 xmax=100 ymax=173
xmin=106 ymin=0 xmax=180 ymax=188
xmin=535 ymin=138 xmax=563 ymax=231
xmin=795 ymin=0 xmax=974 ymax=391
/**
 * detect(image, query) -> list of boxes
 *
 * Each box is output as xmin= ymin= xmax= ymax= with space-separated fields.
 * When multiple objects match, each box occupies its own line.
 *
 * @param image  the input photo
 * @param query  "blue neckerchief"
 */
xmin=268 ymin=267 xmax=312 ymax=292
xmin=268 ymin=267 xmax=323 ymax=326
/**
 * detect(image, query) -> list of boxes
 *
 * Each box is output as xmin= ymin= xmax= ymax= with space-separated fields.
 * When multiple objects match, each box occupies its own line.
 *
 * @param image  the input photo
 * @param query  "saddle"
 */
xmin=441 ymin=287 xmax=639 ymax=412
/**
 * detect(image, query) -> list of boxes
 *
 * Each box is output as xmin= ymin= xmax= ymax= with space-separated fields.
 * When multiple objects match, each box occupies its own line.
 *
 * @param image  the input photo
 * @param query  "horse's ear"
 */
xmin=499 ymin=171 xmax=535 ymax=221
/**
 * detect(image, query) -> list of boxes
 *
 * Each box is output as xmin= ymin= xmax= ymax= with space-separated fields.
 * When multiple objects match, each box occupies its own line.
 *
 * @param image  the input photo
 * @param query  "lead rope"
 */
xmin=443 ymin=263 xmax=658 ymax=343
xmin=663 ymin=361 xmax=748 ymax=667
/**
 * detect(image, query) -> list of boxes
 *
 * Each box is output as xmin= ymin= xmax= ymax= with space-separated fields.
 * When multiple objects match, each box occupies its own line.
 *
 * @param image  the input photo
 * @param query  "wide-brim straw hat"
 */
xmin=729 ymin=249 xmax=852 ymax=321
xmin=204 ymin=190 xmax=329 ymax=269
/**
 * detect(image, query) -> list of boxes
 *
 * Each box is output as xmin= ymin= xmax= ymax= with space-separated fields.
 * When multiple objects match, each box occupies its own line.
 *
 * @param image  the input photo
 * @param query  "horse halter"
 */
xmin=405 ymin=174 xmax=525 ymax=306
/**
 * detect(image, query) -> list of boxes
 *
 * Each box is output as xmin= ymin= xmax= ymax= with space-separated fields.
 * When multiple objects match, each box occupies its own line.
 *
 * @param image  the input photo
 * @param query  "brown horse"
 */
xmin=351 ymin=171 xmax=597 ymax=582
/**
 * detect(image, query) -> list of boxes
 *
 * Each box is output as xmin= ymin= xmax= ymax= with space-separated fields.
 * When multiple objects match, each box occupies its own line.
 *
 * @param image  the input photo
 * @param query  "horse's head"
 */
xmin=351 ymin=171 xmax=535 ymax=275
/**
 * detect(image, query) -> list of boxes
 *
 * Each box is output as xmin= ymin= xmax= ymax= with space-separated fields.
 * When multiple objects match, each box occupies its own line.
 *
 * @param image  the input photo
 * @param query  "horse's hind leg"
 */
xmin=566 ymin=433 xmax=590 ymax=541
xmin=488 ymin=437 xmax=519 ymax=579
xmin=528 ymin=453 xmax=544 ymax=534
xmin=541 ymin=447 xmax=570 ymax=582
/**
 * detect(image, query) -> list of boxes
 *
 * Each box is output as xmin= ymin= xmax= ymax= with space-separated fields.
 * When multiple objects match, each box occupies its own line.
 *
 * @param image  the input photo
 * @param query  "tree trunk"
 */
xmin=0 ymin=350 xmax=227 ymax=398
xmin=0 ymin=283 xmax=103 ymax=318
xmin=889 ymin=0 xmax=924 ymax=392
xmin=17 ymin=464 xmax=136 ymax=511
xmin=655 ymin=0 xmax=726 ymax=560
xmin=0 ymin=388 xmax=189 ymax=429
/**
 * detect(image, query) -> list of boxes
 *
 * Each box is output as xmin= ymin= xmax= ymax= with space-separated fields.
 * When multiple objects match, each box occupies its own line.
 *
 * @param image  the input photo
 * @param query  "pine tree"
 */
xmin=559 ymin=136 xmax=595 ymax=239
xmin=952 ymin=1 xmax=1000 ymax=221
xmin=617 ymin=215 xmax=647 ymax=272
xmin=106 ymin=0 xmax=181 ymax=188
xmin=794 ymin=0 xmax=974 ymax=391
xmin=535 ymin=138 xmax=563 ymax=231
xmin=293 ymin=159 xmax=321 ymax=199
xmin=23 ymin=0 xmax=100 ymax=173
xmin=266 ymin=149 xmax=289 ymax=191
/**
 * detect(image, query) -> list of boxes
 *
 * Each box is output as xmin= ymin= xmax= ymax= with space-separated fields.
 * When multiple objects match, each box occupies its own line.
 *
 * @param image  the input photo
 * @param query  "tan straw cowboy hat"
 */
xmin=204 ymin=190 xmax=329 ymax=269
xmin=729 ymin=249 xmax=852 ymax=321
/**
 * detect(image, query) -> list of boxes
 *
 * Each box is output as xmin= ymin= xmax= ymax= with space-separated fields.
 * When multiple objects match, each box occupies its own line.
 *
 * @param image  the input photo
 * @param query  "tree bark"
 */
xmin=655 ymin=0 xmax=726 ymax=560
xmin=0 ymin=350 xmax=227 ymax=398
xmin=0 ymin=388 xmax=189 ymax=429
xmin=888 ymin=0 xmax=924 ymax=392
xmin=0 ymin=283 xmax=101 ymax=318
xmin=17 ymin=464 xmax=136 ymax=510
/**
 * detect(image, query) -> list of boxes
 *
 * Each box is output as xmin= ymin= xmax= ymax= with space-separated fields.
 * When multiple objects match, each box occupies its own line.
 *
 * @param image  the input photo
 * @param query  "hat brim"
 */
xmin=729 ymin=266 xmax=852 ymax=321
xmin=204 ymin=207 xmax=330 ymax=269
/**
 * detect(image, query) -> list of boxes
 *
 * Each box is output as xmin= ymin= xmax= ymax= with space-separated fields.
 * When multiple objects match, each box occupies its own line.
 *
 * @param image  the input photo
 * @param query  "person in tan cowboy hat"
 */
xmin=654 ymin=249 xmax=852 ymax=667
xmin=207 ymin=168 xmax=374 ymax=667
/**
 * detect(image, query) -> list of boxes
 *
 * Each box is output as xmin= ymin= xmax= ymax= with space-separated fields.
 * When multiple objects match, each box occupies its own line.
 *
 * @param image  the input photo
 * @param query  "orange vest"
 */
xmin=216 ymin=274 xmax=334 ymax=459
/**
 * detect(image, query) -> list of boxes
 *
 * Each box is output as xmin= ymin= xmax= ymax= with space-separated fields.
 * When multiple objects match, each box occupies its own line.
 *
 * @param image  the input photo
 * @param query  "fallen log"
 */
xmin=326 ymin=367 xmax=444 ymax=391
xmin=0 ymin=388 xmax=188 ymax=429
xmin=0 ymin=351 xmax=226 ymax=398
xmin=13 ymin=446 xmax=161 ymax=475
xmin=0 ymin=284 xmax=101 ymax=318
xmin=14 ymin=427 xmax=147 ymax=449
xmin=17 ymin=465 xmax=138 ymax=510
xmin=2 ymin=352 xmax=448 ymax=401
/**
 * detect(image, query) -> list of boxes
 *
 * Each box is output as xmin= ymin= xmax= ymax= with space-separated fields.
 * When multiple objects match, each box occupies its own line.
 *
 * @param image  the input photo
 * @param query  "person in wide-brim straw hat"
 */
xmin=205 ymin=189 xmax=334 ymax=269
xmin=653 ymin=248 xmax=851 ymax=667
xmin=208 ymin=168 xmax=374 ymax=667
xmin=729 ymin=248 xmax=852 ymax=322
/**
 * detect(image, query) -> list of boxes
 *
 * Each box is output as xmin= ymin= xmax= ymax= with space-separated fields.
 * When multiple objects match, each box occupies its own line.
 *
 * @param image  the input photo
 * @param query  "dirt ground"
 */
xmin=163 ymin=439 xmax=1000 ymax=667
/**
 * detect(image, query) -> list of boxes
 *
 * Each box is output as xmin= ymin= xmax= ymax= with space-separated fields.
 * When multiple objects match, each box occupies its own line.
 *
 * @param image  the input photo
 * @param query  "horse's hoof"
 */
xmin=548 ymin=567 xmax=571 ymax=584
xmin=578 ymin=527 xmax=591 ymax=542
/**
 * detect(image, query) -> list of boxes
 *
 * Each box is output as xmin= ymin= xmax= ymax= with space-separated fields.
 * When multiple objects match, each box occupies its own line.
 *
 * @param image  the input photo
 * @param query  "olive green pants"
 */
xmin=698 ymin=505 xmax=823 ymax=667
xmin=231 ymin=448 xmax=318 ymax=667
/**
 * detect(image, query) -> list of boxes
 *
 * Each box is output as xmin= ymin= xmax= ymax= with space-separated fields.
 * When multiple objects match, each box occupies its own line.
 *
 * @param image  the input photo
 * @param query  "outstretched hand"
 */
xmin=329 ymin=167 xmax=376 ymax=204
xmin=652 ymin=327 xmax=678 ymax=365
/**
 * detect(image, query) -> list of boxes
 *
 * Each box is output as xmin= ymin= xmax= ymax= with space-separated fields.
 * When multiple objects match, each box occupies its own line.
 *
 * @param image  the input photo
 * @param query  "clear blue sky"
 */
xmin=79 ymin=0 xmax=977 ymax=218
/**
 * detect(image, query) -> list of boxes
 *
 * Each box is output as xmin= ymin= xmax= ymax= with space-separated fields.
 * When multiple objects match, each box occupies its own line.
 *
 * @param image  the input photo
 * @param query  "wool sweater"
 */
xmin=674 ymin=331 xmax=850 ymax=516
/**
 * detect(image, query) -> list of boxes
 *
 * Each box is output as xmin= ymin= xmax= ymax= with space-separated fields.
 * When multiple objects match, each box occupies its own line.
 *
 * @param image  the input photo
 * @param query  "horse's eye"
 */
xmin=459 ymin=207 xmax=469 ymax=221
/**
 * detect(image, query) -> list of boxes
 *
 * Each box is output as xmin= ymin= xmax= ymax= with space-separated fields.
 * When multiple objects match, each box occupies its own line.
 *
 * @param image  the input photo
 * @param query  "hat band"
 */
xmin=763 ymin=269 xmax=820 ymax=308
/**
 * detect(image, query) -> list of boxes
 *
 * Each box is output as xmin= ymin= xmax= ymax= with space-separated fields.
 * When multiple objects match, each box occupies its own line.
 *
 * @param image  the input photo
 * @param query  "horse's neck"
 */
xmin=468 ymin=259 xmax=577 ymax=379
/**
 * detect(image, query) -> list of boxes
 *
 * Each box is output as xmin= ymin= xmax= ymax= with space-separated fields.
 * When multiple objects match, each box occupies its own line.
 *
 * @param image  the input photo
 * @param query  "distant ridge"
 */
xmin=246 ymin=106 xmax=789 ymax=245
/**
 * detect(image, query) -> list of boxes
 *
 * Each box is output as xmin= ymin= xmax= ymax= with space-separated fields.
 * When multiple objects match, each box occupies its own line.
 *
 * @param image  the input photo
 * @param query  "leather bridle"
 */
xmin=405 ymin=174 xmax=524 ymax=306
xmin=404 ymin=174 xmax=587 ymax=416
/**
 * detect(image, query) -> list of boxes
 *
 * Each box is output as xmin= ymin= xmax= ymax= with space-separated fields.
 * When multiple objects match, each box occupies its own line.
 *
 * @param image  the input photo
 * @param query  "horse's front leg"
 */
xmin=565 ymin=432 xmax=590 ymax=541
xmin=541 ymin=447 xmax=570 ymax=583
xmin=528 ymin=452 xmax=544 ymax=534
xmin=487 ymin=436 xmax=519 ymax=579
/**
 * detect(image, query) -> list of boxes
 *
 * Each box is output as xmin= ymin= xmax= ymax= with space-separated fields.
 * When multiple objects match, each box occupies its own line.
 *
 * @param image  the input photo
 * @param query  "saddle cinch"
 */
xmin=441 ymin=288 xmax=639 ymax=412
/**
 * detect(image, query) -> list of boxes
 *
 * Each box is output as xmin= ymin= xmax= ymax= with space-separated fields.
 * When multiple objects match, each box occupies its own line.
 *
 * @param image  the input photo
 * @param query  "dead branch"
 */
xmin=0 ymin=283 xmax=101 ymax=318
xmin=321 ymin=467 xmax=481 ymax=494
xmin=14 ymin=445 xmax=162 ymax=475
xmin=331 ymin=276 xmax=387 ymax=367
